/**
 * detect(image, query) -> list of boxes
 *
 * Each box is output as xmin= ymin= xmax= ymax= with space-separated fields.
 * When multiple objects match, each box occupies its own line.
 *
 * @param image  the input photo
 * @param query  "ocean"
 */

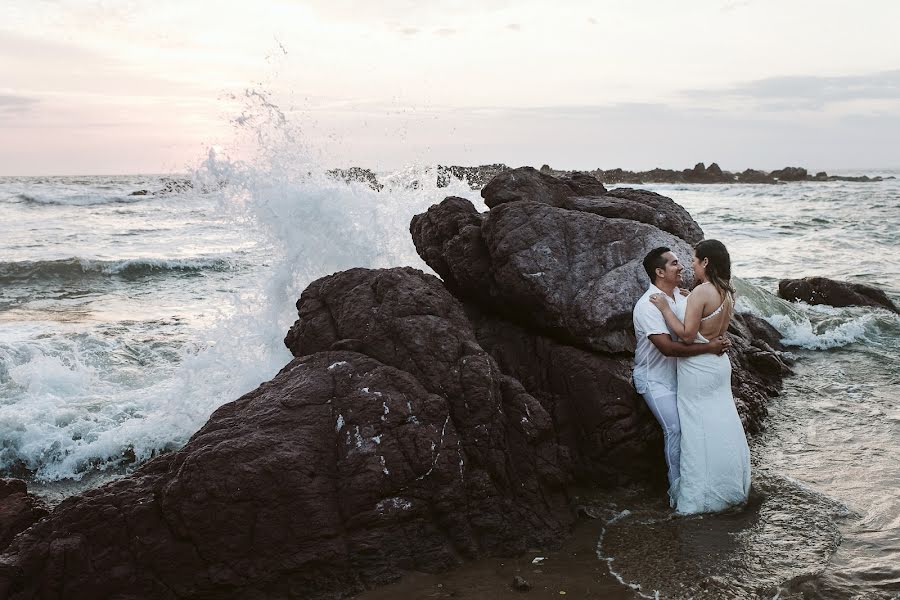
xmin=1 ymin=165 xmax=898 ymax=598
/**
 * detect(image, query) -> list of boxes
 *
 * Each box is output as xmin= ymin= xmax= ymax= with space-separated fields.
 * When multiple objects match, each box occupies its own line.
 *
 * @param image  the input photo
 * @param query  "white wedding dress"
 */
xmin=669 ymin=299 xmax=751 ymax=514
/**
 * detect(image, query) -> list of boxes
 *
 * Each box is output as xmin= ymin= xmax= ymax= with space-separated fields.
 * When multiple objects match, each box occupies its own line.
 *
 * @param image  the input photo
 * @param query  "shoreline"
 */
xmin=354 ymin=486 xmax=642 ymax=600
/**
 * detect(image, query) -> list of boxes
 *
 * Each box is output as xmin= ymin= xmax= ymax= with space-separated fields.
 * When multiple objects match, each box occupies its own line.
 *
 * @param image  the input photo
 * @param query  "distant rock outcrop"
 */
xmin=128 ymin=164 xmax=886 ymax=198
xmin=327 ymin=167 xmax=384 ymax=191
xmin=737 ymin=168 xmax=772 ymax=183
xmin=778 ymin=277 xmax=899 ymax=313
xmin=437 ymin=164 xmax=510 ymax=188
xmin=522 ymin=164 xmax=884 ymax=186
xmin=127 ymin=178 xmax=218 ymax=197
xmin=770 ymin=167 xmax=808 ymax=181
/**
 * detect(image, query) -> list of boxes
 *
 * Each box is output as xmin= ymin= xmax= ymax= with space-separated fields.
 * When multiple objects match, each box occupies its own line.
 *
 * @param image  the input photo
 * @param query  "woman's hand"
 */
xmin=649 ymin=293 xmax=670 ymax=311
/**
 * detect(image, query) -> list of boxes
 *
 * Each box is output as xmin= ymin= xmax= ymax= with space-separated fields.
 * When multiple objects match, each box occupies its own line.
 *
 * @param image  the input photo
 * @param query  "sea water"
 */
xmin=1 ymin=166 xmax=897 ymax=598
xmin=595 ymin=175 xmax=900 ymax=599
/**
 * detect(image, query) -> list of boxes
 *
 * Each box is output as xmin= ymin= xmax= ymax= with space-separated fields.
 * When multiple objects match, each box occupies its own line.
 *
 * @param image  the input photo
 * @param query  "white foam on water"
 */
xmin=732 ymin=277 xmax=892 ymax=351
xmin=595 ymin=509 xmax=661 ymax=599
xmin=768 ymin=311 xmax=874 ymax=350
xmin=0 ymin=91 xmax=483 ymax=483
xmin=10 ymin=192 xmax=146 ymax=206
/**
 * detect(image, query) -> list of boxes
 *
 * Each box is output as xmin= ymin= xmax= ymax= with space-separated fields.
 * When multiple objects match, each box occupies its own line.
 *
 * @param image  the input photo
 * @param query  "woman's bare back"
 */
xmin=696 ymin=283 xmax=733 ymax=340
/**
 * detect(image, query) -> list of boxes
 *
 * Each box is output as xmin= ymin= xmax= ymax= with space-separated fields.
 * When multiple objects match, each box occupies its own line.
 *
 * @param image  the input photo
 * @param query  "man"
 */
xmin=633 ymin=246 xmax=730 ymax=499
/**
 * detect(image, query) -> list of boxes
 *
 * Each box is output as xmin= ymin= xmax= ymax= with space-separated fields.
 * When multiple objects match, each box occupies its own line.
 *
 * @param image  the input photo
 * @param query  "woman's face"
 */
xmin=692 ymin=251 xmax=706 ymax=282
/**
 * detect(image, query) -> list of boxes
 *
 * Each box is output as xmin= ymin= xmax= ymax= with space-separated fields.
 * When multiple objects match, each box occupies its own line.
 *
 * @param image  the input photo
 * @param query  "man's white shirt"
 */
xmin=632 ymin=284 xmax=688 ymax=394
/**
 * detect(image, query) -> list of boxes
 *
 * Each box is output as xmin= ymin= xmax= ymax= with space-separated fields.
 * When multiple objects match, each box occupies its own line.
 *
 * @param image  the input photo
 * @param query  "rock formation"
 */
xmin=770 ymin=167 xmax=808 ymax=181
xmin=0 ymin=168 xmax=793 ymax=599
xmin=0 ymin=480 xmax=47 ymax=553
xmin=535 ymin=163 xmax=884 ymax=186
xmin=437 ymin=164 xmax=510 ymax=188
xmin=778 ymin=277 xmax=899 ymax=313
xmin=412 ymin=167 xmax=789 ymax=429
xmin=327 ymin=167 xmax=384 ymax=191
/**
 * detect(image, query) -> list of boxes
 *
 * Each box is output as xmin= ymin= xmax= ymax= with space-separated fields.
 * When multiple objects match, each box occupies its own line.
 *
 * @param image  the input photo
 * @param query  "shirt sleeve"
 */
xmin=634 ymin=299 xmax=671 ymax=337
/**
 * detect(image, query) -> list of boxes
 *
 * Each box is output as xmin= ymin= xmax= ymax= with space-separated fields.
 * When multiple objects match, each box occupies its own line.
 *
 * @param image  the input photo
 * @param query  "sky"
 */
xmin=2 ymin=0 xmax=899 ymax=175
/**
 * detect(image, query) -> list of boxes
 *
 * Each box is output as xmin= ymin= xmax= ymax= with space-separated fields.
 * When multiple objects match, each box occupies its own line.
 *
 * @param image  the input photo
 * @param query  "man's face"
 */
xmin=656 ymin=251 xmax=684 ymax=286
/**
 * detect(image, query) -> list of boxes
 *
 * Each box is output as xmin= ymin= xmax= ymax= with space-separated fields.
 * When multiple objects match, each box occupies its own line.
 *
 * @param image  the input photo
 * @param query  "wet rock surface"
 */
xmin=466 ymin=308 xmax=664 ymax=484
xmin=778 ymin=276 xmax=898 ymax=313
xmin=2 ymin=268 xmax=574 ymax=599
xmin=599 ymin=188 xmax=704 ymax=243
xmin=413 ymin=181 xmax=699 ymax=354
xmin=0 ymin=351 xmax=572 ymax=598
xmin=480 ymin=166 xmax=607 ymax=209
xmin=0 ymin=480 xmax=47 ymax=553
xmin=2 ymin=169 xmax=793 ymax=599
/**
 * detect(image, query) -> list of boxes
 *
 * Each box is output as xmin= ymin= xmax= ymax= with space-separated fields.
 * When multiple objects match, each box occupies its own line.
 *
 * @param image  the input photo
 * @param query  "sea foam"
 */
xmin=0 ymin=149 xmax=481 ymax=482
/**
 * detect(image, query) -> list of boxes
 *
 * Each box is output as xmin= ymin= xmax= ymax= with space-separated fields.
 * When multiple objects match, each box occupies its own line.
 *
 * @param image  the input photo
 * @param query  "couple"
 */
xmin=632 ymin=240 xmax=750 ymax=515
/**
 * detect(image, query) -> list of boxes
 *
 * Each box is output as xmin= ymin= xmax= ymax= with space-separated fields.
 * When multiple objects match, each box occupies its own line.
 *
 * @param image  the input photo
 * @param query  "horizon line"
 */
xmin=2 ymin=163 xmax=900 ymax=178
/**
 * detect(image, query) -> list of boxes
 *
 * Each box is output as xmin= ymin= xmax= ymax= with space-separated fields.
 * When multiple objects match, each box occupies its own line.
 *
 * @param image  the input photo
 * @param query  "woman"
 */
xmin=649 ymin=239 xmax=750 ymax=514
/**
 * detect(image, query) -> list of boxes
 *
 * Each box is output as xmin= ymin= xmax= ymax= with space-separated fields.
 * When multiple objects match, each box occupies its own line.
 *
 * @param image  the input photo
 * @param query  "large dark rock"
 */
xmin=411 ymin=168 xmax=790 ymax=437
xmin=481 ymin=202 xmax=694 ymax=353
xmin=778 ymin=277 xmax=898 ymax=313
xmin=0 ymin=480 xmax=47 ymax=553
xmin=727 ymin=313 xmax=793 ymax=432
xmin=466 ymin=308 xmax=664 ymax=485
xmin=480 ymin=167 xmax=606 ymax=209
xmin=413 ymin=196 xmax=695 ymax=354
xmin=461 ymin=166 xmax=704 ymax=245
xmin=409 ymin=196 xmax=492 ymax=301
xmin=1 ymin=268 xmax=574 ymax=600
xmin=600 ymin=188 xmax=704 ymax=244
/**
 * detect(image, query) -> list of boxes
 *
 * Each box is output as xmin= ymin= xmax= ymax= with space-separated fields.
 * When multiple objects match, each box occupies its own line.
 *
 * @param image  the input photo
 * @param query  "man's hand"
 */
xmin=708 ymin=335 xmax=732 ymax=355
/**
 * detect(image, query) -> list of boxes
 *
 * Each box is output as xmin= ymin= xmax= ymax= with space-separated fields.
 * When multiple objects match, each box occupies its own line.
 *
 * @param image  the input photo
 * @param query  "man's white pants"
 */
xmin=641 ymin=382 xmax=681 ymax=488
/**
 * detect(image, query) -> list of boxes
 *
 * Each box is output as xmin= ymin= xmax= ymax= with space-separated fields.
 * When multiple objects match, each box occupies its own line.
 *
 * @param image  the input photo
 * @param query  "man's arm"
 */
xmin=649 ymin=333 xmax=730 ymax=357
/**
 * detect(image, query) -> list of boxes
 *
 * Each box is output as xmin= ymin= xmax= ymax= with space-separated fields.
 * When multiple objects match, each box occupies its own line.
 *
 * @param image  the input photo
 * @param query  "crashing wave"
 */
xmin=0 ymin=257 xmax=236 ymax=283
xmin=10 ymin=193 xmax=147 ymax=206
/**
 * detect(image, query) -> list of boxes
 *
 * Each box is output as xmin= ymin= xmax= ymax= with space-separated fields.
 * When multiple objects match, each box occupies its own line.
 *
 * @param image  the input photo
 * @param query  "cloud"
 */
xmin=286 ymin=98 xmax=900 ymax=170
xmin=302 ymin=0 xmax=515 ymax=24
xmin=721 ymin=0 xmax=751 ymax=12
xmin=506 ymin=23 xmax=521 ymax=31
xmin=434 ymin=27 xmax=457 ymax=36
xmin=684 ymin=69 xmax=900 ymax=111
xmin=0 ymin=94 xmax=38 ymax=115
xmin=400 ymin=27 xmax=420 ymax=35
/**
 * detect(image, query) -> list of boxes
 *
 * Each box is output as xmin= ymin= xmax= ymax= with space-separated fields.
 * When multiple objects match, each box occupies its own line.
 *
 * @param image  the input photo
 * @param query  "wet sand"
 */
xmin=355 ymin=493 xmax=636 ymax=600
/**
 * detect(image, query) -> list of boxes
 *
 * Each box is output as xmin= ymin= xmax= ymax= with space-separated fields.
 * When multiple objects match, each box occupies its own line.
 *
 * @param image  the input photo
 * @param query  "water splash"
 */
xmin=733 ymin=277 xmax=898 ymax=350
xmin=0 ymin=90 xmax=483 ymax=483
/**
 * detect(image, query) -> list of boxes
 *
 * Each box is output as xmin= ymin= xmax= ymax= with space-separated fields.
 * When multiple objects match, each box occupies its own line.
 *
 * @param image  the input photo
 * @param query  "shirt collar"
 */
xmin=649 ymin=283 xmax=679 ymax=302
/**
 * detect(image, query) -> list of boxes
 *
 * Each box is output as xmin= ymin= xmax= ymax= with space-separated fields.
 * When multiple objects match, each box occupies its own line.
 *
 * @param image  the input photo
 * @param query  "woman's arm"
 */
xmin=649 ymin=290 xmax=706 ymax=342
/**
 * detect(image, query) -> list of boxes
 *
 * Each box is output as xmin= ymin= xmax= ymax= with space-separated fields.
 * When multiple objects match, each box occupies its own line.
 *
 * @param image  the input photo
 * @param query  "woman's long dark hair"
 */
xmin=694 ymin=239 xmax=735 ymax=295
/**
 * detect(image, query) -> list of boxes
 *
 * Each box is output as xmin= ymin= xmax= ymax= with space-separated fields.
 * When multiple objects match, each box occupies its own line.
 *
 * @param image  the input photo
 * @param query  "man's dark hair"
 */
xmin=643 ymin=246 xmax=670 ymax=281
